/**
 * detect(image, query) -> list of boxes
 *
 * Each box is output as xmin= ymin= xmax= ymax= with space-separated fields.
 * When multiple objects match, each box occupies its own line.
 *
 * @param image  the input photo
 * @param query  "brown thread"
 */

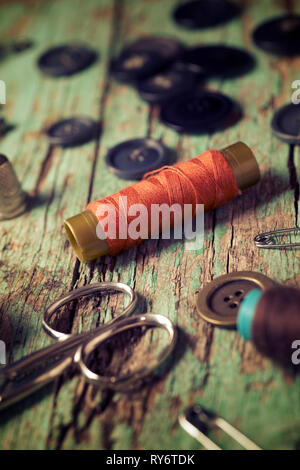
xmin=252 ymin=286 xmax=300 ymax=366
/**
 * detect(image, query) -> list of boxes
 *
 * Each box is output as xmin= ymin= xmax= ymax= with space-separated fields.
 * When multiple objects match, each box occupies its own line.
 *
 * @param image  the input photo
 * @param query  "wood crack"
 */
xmin=226 ymin=223 xmax=234 ymax=274
xmin=32 ymin=145 xmax=55 ymax=197
xmin=287 ymin=145 xmax=299 ymax=226
xmin=146 ymin=104 xmax=159 ymax=138
xmin=210 ymin=211 xmax=217 ymax=280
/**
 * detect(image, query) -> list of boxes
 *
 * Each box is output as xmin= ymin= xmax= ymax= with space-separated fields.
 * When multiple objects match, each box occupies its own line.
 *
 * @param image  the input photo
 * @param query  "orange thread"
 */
xmin=87 ymin=150 xmax=239 ymax=254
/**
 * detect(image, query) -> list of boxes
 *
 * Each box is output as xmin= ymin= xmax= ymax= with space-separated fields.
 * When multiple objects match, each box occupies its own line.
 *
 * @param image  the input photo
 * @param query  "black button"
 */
xmin=253 ymin=15 xmax=300 ymax=56
xmin=37 ymin=44 xmax=98 ymax=77
xmin=46 ymin=117 xmax=98 ymax=147
xmin=137 ymin=67 xmax=202 ymax=103
xmin=110 ymin=50 xmax=166 ymax=83
xmin=0 ymin=118 xmax=14 ymax=138
xmin=105 ymin=138 xmax=170 ymax=180
xmin=271 ymin=103 xmax=300 ymax=145
xmin=10 ymin=40 xmax=34 ymax=53
xmin=196 ymin=271 xmax=274 ymax=327
xmin=0 ymin=40 xmax=33 ymax=60
xmin=173 ymin=0 xmax=240 ymax=29
xmin=160 ymin=90 xmax=238 ymax=134
xmin=177 ymin=45 xmax=255 ymax=78
xmin=123 ymin=36 xmax=185 ymax=63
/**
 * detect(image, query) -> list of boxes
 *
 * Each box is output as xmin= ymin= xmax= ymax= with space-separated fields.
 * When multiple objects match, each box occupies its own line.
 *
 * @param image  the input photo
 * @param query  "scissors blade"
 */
xmin=0 ymin=332 xmax=91 ymax=411
xmin=0 ymin=321 xmax=119 ymax=411
xmin=1 ymin=334 xmax=85 ymax=381
xmin=0 ymin=354 xmax=74 ymax=411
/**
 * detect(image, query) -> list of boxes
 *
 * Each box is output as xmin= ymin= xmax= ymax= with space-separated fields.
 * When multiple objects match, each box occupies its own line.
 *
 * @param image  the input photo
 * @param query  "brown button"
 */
xmin=196 ymin=271 xmax=274 ymax=327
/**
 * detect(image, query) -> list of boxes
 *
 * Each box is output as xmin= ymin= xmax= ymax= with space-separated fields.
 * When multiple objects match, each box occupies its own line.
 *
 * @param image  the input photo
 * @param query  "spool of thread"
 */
xmin=238 ymin=285 xmax=300 ymax=366
xmin=64 ymin=141 xmax=260 ymax=261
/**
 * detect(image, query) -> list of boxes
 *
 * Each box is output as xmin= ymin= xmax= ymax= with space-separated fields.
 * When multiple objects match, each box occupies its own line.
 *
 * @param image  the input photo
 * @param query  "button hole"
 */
xmin=229 ymin=302 xmax=238 ymax=309
xmin=235 ymin=290 xmax=243 ymax=297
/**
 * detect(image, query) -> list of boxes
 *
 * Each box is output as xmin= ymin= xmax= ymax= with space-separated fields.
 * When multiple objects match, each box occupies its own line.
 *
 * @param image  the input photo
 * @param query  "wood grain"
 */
xmin=0 ymin=0 xmax=299 ymax=450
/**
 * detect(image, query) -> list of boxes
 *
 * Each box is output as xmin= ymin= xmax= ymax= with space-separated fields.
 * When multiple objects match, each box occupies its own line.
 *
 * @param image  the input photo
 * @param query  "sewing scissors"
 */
xmin=0 ymin=282 xmax=176 ymax=411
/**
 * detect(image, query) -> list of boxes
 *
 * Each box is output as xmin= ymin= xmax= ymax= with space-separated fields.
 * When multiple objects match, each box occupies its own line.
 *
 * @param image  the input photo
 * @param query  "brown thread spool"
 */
xmin=238 ymin=285 xmax=300 ymax=367
xmin=252 ymin=286 xmax=300 ymax=366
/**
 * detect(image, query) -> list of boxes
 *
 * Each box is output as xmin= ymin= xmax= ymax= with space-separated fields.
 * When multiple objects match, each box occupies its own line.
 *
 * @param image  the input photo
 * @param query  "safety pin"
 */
xmin=254 ymin=227 xmax=300 ymax=249
xmin=179 ymin=405 xmax=261 ymax=450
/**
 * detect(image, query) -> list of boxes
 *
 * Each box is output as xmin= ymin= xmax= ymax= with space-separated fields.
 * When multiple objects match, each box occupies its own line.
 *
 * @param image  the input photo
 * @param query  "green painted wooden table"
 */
xmin=0 ymin=0 xmax=299 ymax=450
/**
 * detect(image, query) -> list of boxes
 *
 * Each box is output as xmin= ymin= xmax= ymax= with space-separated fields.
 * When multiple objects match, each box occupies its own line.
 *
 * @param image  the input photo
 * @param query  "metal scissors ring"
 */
xmin=0 ymin=282 xmax=176 ymax=410
xmin=43 ymin=281 xmax=138 ymax=340
xmin=76 ymin=313 xmax=176 ymax=389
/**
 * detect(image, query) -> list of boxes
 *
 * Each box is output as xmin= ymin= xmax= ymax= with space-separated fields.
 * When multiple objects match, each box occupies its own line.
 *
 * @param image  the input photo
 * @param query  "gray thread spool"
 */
xmin=0 ymin=154 xmax=27 ymax=220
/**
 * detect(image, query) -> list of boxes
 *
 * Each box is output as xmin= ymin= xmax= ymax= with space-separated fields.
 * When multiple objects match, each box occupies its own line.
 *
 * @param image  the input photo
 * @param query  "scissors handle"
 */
xmin=0 ymin=282 xmax=138 ymax=411
xmin=76 ymin=313 xmax=177 ymax=390
xmin=0 ymin=314 xmax=177 ymax=409
xmin=43 ymin=282 xmax=138 ymax=339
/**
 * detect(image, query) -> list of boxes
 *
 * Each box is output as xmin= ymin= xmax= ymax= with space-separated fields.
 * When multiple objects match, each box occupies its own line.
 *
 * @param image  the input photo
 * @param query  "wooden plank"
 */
xmin=0 ymin=0 xmax=116 ymax=449
xmin=0 ymin=0 xmax=299 ymax=450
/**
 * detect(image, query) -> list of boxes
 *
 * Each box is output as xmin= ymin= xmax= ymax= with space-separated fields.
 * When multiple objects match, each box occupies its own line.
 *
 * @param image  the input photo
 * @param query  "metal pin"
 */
xmin=0 ymin=154 xmax=28 ymax=220
xmin=254 ymin=227 xmax=300 ymax=249
xmin=179 ymin=405 xmax=261 ymax=450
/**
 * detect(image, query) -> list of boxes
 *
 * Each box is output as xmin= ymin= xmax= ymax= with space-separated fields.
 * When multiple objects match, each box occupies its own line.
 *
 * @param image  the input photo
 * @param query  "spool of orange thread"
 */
xmin=65 ymin=142 xmax=260 ymax=261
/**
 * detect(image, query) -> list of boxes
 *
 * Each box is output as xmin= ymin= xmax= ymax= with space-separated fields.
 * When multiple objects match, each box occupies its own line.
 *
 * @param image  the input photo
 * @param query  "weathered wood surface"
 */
xmin=0 ymin=0 xmax=299 ymax=450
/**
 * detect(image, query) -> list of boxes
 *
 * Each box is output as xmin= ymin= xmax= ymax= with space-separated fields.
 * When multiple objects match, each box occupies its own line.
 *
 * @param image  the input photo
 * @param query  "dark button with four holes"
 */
xmin=137 ymin=67 xmax=201 ymax=103
xmin=124 ymin=36 xmax=185 ymax=63
xmin=178 ymin=45 xmax=255 ymax=78
xmin=46 ymin=117 xmax=98 ymax=147
xmin=173 ymin=0 xmax=240 ymax=29
xmin=160 ymin=90 xmax=237 ymax=134
xmin=252 ymin=15 xmax=300 ymax=56
xmin=38 ymin=44 xmax=97 ymax=77
xmin=110 ymin=50 xmax=165 ymax=83
xmin=271 ymin=103 xmax=300 ymax=145
xmin=196 ymin=271 xmax=275 ymax=327
xmin=105 ymin=138 xmax=170 ymax=180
